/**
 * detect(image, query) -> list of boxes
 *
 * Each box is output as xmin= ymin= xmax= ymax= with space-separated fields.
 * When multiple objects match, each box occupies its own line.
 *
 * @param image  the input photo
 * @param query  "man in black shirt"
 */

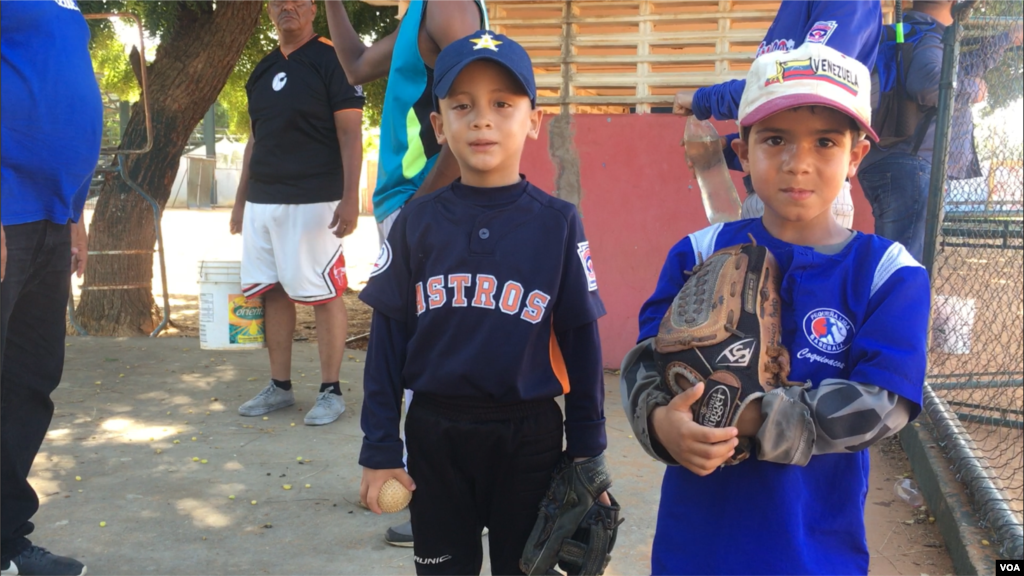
xmin=230 ymin=0 xmax=364 ymax=426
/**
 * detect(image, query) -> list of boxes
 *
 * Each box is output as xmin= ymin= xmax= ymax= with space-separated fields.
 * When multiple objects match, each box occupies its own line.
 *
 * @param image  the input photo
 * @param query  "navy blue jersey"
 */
xmin=359 ymin=179 xmax=608 ymax=469
xmin=638 ymin=219 xmax=929 ymax=575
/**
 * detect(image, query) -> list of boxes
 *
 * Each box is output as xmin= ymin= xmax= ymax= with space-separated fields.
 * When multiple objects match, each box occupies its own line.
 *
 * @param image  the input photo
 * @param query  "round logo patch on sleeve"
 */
xmin=370 ymin=241 xmax=392 ymax=277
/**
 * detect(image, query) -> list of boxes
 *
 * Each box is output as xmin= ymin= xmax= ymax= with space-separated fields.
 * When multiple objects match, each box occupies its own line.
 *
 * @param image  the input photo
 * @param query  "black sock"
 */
xmin=272 ymin=379 xmax=292 ymax=391
xmin=320 ymin=382 xmax=341 ymax=396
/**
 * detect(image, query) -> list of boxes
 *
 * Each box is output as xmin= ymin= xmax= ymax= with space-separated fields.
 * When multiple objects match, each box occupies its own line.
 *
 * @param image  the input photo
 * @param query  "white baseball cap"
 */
xmin=737 ymin=43 xmax=878 ymax=142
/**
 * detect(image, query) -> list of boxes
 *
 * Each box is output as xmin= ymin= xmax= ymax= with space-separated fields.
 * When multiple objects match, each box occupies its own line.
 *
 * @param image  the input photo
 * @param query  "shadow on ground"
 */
xmin=31 ymin=337 xmax=951 ymax=575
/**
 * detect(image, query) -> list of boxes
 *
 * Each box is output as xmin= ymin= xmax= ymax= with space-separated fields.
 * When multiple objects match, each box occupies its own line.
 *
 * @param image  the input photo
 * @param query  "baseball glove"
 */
xmin=520 ymin=453 xmax=623 ymax=576
xmin=653 ymin=239 xmax=795 ymax=463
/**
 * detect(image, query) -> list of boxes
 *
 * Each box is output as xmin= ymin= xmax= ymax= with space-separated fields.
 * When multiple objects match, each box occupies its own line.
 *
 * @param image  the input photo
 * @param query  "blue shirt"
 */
xmin=639 ymin=219 xmax=930 ymax=575
xmin=359 ymin=179 xmax=607 ymax=468
xmin=1 ymin=0 xmax=103 ymax=226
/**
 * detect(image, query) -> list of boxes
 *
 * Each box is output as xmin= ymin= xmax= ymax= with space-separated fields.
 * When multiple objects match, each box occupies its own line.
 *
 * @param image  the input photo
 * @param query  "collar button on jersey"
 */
xmin=478 ymin=228 xmax=490 ymax=239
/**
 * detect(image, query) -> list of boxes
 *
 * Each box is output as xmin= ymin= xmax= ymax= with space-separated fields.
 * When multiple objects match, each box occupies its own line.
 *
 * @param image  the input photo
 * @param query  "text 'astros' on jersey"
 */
xmin=413 ymin=273 xmax=550 ymax=323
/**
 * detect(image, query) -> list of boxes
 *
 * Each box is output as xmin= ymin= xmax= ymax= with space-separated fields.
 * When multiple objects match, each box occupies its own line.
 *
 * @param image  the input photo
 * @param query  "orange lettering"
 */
xmin=427 ymin=275 xmax=446 ymax=309
xmin=448 ymin=274 xmax=472 ymax=307
xmin=520 ymin=290 xmax=551 ymax=324
xmin=472 ymin=274 xmax=497 ymax=309
xmin=499 ymin=281 xmax=524 ymax=315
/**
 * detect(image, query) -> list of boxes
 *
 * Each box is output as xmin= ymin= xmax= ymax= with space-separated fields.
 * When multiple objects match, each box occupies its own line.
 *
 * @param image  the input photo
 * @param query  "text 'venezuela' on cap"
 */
xmin=737 ymin=42 xmax=879 ymax=142
xmin=432 ymin=30 xmax=537 ymax=111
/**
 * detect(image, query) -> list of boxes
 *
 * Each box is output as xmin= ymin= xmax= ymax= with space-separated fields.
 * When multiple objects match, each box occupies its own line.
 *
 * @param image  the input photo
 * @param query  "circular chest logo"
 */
xmin=272 ymin=72 xmax=288 ymax=91
xmin=803 ymin=308 xmax=854 ymax=353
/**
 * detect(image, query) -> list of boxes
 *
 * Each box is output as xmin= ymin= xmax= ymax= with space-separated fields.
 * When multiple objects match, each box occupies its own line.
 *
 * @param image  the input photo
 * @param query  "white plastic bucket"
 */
xmin=931 ymin=295 xmax=976 ymax=355
xmin=198 ymin=261 xmax=266 ymax=350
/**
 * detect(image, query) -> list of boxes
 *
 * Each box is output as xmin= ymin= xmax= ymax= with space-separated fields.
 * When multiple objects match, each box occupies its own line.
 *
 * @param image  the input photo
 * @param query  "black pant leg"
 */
xmin=1 ymin=221 xmax=71 ymax=562
xmin=406 ymin=401 xmax=486 ymax=575
xmin=486 ymin=401 xmax=563 ymax=576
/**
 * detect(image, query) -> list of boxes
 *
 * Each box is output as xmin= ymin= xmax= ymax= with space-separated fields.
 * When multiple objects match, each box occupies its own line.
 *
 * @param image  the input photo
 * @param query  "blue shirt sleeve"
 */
xmin=358 ymin=310 xmax=408 ymax=470
xmin=958 ymin=32 xmax=1014 ymax=81
xmin=691 ymin=80 xmax=746 ymax=122
xmin=847 ymin=266 xmax=930 ymax=418
xmin=906 ymin=31 xmax=944 ymax=108
xmin=637 ymin=237 xmax=698 ymax=342
xmin=559 ymin=321 xmax=608 ymax=458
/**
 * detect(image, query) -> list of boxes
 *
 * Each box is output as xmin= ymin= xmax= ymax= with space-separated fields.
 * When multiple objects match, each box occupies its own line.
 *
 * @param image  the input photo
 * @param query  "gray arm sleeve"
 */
xmin=619 ymin=338 xmax=678 ymax=466
xmin=755 ymin=379 xmax=914 ymax=466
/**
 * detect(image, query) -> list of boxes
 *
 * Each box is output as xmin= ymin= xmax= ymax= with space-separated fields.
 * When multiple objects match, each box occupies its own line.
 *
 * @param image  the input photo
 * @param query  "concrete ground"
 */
xmin=29 ymin=337 xmax=954 ymax=575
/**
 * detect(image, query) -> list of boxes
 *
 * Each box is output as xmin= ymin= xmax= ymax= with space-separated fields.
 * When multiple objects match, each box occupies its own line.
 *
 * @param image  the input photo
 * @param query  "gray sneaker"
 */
xmin=1 ymin=546 xmax=86 ymax=576
xmin=304 ymin=391 xmax=345 ymax=426
xmin=384 ymin=520 xmax=414 ymax=547
xmin=238 ymin=382 xmax=295 ymax=416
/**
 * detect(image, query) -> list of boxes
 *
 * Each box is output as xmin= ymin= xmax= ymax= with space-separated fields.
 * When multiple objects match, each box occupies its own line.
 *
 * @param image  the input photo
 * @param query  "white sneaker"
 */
xmin=304 ymin=391 xmax=345 ymax=426
xmin=238 ymin=382 xmax=295 ymax=416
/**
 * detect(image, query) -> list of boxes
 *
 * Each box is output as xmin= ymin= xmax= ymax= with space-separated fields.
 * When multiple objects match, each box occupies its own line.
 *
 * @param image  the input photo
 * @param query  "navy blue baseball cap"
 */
xmin=432 ymin=30 xmax=536 ymax=110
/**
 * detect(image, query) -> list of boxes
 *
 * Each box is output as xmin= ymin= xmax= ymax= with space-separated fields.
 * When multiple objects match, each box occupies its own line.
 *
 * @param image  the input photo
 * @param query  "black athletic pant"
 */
xmin=406 ymin=393 xmax=563 ymax=576
xmin=1 ymin=221 xmax=71 ymax=563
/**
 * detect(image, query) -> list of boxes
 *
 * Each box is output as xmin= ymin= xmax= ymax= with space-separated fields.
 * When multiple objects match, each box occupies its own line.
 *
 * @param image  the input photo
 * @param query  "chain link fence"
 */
xmin=922 ymin=0 xmax=1023 ymax=559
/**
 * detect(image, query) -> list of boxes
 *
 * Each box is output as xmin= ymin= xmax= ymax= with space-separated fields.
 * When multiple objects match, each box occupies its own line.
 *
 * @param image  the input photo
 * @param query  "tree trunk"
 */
xmin=78 ymin=2 xmax=262 ymax=336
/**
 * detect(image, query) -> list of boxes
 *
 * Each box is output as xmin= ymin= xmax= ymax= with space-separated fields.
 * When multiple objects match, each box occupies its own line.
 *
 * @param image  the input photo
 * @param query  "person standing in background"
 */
xmin=230 ymin=0 xmax=365 ymax=427
xmin=858 ymin=0 xmax=1023 ymax=260
xmin=1 ymin=1 xmax=101 ymax=574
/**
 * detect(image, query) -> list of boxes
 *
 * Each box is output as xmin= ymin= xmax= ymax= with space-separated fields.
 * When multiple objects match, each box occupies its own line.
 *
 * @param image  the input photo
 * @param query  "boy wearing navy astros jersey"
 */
xmin=358 ymin=31 xmax=608 ymax=575
xmin=623 ymin=44 xmax=930 ymax=575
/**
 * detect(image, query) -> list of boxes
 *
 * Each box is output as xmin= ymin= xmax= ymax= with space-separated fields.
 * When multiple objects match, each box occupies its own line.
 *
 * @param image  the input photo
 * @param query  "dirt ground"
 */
xmin=37 ymin=337 xmax=954 ymax=575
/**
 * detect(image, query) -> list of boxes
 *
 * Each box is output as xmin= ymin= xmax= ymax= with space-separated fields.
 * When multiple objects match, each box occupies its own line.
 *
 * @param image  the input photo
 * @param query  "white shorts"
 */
xmin=740 ymin=180 xmax=855 ymax=228
xmin=241 ymin=201 xmax=348 ymax=305
xmin=376 ymin=207 xmax=402 ymax=246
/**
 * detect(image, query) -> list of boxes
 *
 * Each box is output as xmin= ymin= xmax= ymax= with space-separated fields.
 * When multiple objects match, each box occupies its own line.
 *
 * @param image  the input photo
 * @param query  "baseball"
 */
xmin=377 ymin=478 xmax=412 ymax=513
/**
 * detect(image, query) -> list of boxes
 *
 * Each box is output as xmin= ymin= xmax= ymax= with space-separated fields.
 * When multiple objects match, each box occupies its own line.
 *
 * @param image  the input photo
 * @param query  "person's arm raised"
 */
xmin=324 ymin=0 xmax=399 ymax=86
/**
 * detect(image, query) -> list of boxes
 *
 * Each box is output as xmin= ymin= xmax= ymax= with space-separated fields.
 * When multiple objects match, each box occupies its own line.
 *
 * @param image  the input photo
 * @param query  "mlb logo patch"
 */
xmin=805 ymin=21 xmax=838 ymax=45
xmin=577 ymin=242 xmax=598 ymax=292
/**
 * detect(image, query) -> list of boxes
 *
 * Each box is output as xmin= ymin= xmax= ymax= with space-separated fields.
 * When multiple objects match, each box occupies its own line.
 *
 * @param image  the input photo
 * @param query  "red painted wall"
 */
xmin=521 ymin=114 xmax=875 ymax=368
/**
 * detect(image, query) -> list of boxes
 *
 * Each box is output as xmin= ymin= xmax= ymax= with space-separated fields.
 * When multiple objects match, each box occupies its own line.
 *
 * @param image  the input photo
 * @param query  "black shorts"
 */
xmin=405 ymin=393 xmax=563 ymax=576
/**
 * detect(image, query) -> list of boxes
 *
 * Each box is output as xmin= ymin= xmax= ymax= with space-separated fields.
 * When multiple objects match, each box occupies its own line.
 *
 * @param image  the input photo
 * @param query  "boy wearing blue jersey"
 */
xmin=358 ymin=31 xmax=609 ymax=575
xmin=623 ymin=43 xmax=930 ymax=576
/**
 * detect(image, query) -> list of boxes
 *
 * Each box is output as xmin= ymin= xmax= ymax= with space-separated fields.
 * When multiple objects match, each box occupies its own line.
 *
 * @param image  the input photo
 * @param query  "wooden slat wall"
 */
xmin=488 ymin=0 xmax=896 ymax=114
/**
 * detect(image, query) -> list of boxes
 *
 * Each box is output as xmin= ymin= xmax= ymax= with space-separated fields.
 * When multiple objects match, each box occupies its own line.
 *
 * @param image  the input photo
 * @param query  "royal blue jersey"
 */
xmin=359 ymin=179 xmax=607 ymax=468
xmin=1 ymin=0 xmax=103 ymax=226
xmin=638 ymin=219 xmax=929 ymax=575
xmin=693 ymin=0 xmax=882 ymax=122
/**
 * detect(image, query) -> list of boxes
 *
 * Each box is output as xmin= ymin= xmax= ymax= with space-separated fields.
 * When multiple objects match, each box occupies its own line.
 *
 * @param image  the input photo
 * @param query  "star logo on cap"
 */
xmin=470 ymin=33 xmax=502 ymax=52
